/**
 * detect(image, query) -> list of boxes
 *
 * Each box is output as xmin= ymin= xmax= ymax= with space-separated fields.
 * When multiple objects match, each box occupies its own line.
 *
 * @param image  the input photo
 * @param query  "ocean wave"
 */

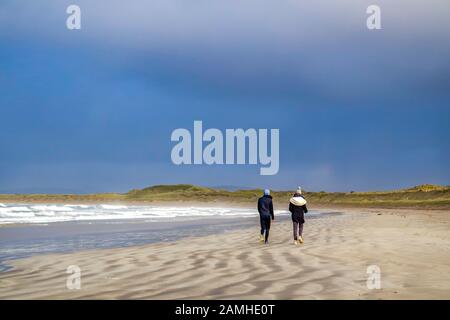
xmin=31 ymin=205 xmax=74 ymax=212
xmin=64 ymin=204 xmax=89 ymax=209
xmin=100 ymin=204 xmax=129 ymax=210
xmin=0 ymin=206 xmax=32 ymax=213
xmin=0 ymin=203 xmax=291 ymax=224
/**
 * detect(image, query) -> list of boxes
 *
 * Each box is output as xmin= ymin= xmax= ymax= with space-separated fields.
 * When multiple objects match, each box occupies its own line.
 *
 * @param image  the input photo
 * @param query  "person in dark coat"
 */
xmin=257 ymin=189 xmax=274 ymax=244
xmin=289 ymin=187 xmax=308 ymax=245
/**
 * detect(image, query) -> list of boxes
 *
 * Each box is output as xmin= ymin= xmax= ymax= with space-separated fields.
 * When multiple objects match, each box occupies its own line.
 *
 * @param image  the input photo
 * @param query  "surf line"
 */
xmin=170 ymin=120 xmax=279 ymax=175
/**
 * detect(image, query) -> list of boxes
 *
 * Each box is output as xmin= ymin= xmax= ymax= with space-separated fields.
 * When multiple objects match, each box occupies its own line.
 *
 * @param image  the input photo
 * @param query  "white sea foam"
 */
xmin=31 ymin=205 xmax=74 ymax=212
xmin=0 ymin=203 xmax=6 ymax=207
xmin=100 ymin=204 xmax=129 ymax=210
xmin=0 ymin=203 xmax=289 ymax=224
xmin=0 ymin=206 xmax=32 ymax=212
xmin=64 ymin=204 xmax=89 ymax=209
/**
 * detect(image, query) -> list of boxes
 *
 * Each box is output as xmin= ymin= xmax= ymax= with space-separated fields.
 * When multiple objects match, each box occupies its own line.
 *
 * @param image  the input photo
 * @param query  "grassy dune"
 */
xmin=0 ymin=184 xmax=449 ymax=209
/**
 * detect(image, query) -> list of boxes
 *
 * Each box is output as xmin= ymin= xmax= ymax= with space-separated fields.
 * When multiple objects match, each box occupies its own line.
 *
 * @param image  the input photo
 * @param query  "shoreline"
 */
xmin=0 ymin=215 xmax=286 ymax=269
xmin=0 ymin=207 xmax=449 ymax=299
xmin=0 ymin=210 xmax=339 ymax=271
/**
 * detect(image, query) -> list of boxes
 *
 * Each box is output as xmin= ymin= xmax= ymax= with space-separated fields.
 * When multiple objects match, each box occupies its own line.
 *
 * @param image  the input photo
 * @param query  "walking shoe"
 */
xmin=294 ymin=240 xmax=298 ymax=245
xmin=298 ymin=236 xmax=304 ymax=244
xmin=259 ymin=235 xmax=264 ymax=243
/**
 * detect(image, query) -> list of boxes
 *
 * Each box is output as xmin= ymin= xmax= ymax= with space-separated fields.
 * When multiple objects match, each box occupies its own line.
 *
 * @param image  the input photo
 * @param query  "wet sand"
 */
xmin=0 ymin=208 xmax=449 ymax=299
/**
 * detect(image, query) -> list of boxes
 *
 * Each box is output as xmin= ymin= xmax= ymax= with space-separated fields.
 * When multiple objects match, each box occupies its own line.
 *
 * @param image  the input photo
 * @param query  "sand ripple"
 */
xmin=0 ymin=208 xmax=449 ymax=299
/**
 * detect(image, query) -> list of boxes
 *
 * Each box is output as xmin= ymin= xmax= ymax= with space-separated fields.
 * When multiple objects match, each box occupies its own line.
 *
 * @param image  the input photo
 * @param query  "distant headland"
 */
xmin=0 ymin=184 xmax=449 ymax=209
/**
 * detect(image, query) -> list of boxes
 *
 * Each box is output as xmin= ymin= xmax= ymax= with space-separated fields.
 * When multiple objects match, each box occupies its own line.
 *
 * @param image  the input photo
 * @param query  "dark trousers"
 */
xmin=293 ymin=221 xmax=304 ymax=240
xmin=260 ymin=216 xmax=271 ymax=243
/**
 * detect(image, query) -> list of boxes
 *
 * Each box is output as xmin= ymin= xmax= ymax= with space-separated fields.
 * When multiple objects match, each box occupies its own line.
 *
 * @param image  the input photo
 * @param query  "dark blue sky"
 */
xmin=0 ymin=0 xmax=449 ymax=193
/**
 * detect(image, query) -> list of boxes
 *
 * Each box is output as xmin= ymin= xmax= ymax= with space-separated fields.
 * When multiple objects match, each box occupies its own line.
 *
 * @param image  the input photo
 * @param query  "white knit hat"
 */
xmin=296 ymin=186 xmax=302 ymax=194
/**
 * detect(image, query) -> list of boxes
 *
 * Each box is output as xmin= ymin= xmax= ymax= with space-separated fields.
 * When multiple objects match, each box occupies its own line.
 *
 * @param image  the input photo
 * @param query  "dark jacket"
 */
xmin=289 ymin=194 xmax=308 ymax=224
xmin=258 ymin=195 xmax=274 ymax=220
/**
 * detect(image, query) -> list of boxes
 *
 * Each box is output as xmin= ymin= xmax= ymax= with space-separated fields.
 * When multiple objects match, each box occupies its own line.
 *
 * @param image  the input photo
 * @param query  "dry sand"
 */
xmin=0 ymin=208 xmax=449 ymax=299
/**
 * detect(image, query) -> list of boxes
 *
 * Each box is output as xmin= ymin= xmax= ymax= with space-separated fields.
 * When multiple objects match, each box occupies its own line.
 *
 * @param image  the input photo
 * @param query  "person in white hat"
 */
xmin=289 ymin=186 xmax=308 ymax=245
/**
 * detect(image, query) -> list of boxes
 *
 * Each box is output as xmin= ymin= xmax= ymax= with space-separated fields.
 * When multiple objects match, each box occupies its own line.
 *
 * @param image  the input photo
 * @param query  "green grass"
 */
xmin=0 ymin=184 xmax=449 ymax=209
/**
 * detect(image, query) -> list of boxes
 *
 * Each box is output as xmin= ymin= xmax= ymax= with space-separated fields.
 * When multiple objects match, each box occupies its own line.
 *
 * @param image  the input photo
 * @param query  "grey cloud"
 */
xmin=1 ymin=0 xmax=449 ymax=103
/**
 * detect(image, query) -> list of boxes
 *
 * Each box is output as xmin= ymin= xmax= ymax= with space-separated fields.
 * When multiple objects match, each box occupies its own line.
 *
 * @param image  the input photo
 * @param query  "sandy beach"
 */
xmin=0 ymin=207 xmax=449 ymax=299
